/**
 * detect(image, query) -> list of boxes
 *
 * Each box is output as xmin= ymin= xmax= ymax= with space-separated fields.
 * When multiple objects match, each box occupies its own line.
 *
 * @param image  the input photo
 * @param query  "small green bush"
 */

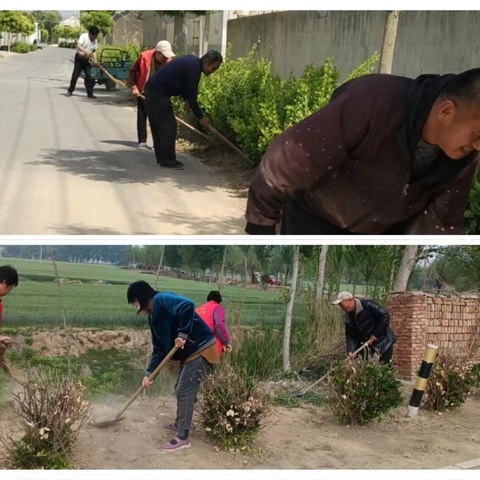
xmin=199 ymin=363 xmax=270 ymax=451
xmin=11 ymin=42 xmax=37 ymax=54
xmin=184 ymin=43 xmax=380 ymax=167
xmin=424 ymin=354 xmax=478 ymax=412
xmin=327 ymin=358 xmax=402 ymax=425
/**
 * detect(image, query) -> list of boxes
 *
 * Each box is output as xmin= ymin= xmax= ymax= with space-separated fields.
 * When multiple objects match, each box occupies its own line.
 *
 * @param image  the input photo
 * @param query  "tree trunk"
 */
xmin=173 ymin=15 xmax=187 ymax=54
xmin=352 ymin=273 xmax=357 ymax=295
xmin=394 ymin=246 xmax=419 ymax=291
xmin=154 ymin=246 xmax=165 ymax=290
xmin=316 ymin=245 xmax=329 ymax=312
xmin=283 ymin=246 xmax=300 ymax=372
xmin=379 ymin=11 xmax=401 ymax=74
xmin=202 ymin=12 xmax=210 ymax=56
xmin=218 ymin=245 xmax=228 ymax=290
xmin=244 ymin=255 xmax=248 ymax=287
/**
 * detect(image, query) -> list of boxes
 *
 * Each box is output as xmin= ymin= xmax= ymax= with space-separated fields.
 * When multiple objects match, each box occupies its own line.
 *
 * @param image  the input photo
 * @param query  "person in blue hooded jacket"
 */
xmin=127 ymin=281 xmax=219 ymax=452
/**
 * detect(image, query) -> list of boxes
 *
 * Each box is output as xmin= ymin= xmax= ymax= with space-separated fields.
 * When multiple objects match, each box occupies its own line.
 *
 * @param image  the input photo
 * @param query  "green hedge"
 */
xmin=175 ymin=44 xmax=380 ymax=167
xmin=11 ymin=42 xmax=37 ymax=54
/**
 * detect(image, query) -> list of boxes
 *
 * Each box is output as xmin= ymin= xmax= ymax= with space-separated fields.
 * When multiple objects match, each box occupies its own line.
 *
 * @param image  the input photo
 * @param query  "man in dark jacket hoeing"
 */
xmin=144 ymin=51 xmax=223 ymax=170
xmin=333 ymin=291 xmax=396 ymax=365
xmin=127 ymin=281 xmax=219 ymax=452
xmin=246 ymin=69 xmax=480 ymax=235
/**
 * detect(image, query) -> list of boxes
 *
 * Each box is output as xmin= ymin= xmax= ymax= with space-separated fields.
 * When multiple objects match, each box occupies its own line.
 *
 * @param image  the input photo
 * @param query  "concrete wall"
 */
xmin=388 ymin=292 xmax=480 ymax=379
xmin=142 ymin=12 xmax=222 ymax=55
xmin=227 ymin=11 xmax=480 ymax=80
xmin=107 ymin=13 xmax=143 ymax=46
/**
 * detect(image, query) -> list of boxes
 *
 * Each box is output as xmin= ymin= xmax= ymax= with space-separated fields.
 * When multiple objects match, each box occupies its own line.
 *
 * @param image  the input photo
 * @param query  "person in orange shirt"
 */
xmin=129 ymin=41 xmax=175 ymax=149
xmin=196 ymin=291 xmax=232 ymax=357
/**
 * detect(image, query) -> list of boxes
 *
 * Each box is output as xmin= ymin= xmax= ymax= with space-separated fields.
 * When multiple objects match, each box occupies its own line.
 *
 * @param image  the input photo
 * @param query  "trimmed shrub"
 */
xmin=424 ymin=354 xmax=478 ymax=412
xmin=327 ymin=358 xmax=402 ymax=425
xmin=11 ymin=42 xmax=36 ymax=54
xmin=1 ymin=367 xmax=90 ymax=469
xmin=198 ymin=363 xmax=270 ymax=451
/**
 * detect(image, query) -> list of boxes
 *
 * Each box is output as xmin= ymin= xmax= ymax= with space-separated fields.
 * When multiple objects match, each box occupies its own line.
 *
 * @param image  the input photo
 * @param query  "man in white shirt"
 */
xmin=67 ymin=26 xmax=100 ymax=99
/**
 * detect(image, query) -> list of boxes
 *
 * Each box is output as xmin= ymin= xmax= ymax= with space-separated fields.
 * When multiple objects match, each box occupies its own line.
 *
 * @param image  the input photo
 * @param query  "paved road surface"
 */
xmin=0 ymin=47 xmax=245 ymax=235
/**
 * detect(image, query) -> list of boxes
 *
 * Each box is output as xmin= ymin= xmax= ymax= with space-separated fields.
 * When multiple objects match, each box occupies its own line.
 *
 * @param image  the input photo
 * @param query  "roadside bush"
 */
xmin=198 ymin=363 xmax=270 ymax=451
xmin=1 ymin=366 xmax=90 ymax=469
xmin=424 ymin=354 xmax=478 ymax=412
xmin=58 ymin=41 xmax=76 ymax=49
xmin=97 ymin=43 xmax=141 ymax=63
xmin=11 ymin=42 xmax=37 ymax=54
xmin=190 ymin=43 xmax=380 ymax=166
xmin=327 ymin=358 xmax=402 ymax=425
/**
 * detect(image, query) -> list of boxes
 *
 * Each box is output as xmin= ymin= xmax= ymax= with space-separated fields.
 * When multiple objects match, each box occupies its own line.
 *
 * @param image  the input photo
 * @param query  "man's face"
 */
xmin=435 ymin=100 xmax=480 ymax=159
xmin=339 ymin=298 xmax=356 ymax=313
xmin=89 ymin=33 xmax=98 ymax=42
xmin=0 ymin=281 xmax=14 ymax=297
xmin=202 ymin=61 xmax=221 ymax=77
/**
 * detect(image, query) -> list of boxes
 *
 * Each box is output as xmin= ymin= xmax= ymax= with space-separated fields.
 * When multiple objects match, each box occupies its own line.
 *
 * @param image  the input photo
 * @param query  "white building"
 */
xmin=0 ymin=21 xmax=40 ymax=48
xmin=60 ymin=15 xmax=81 ymax=28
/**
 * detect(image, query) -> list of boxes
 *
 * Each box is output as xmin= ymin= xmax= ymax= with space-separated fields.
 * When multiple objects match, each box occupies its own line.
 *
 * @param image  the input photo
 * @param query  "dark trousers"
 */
xmin=281 ymin=198 xmax=357 ymax=235
xmin=68 ymin=53 xmax=95 ymax=96
xmin=174 ymin=356 xmax=210 ymax=439
xmin=137 ymin=96 xmax=147 ymax=144
xmin=145 ymin=82 xmax=177 ymax=165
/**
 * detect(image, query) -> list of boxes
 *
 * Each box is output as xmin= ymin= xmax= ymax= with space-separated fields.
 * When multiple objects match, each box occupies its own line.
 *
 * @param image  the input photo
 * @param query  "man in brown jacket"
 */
xmin=246 ymin=69 xmax=480 ymax=235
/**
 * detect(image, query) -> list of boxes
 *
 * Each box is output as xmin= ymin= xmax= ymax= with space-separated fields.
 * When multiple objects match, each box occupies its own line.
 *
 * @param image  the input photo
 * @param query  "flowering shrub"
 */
xmin=198 ymin=363 xmax=270 ymax=451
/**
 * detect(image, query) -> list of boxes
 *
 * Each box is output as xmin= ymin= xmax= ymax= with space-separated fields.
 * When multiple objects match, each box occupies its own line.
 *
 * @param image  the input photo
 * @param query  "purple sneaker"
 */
xmin=161 ymin=436 xmax=191 ymax=452
xmin=162 ymin=422 xmax=177 ymax=433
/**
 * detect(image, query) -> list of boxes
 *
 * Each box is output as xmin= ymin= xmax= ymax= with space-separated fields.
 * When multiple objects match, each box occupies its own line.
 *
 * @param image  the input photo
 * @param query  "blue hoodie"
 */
xmin=146 ymin=292 xmax=216 ymax=375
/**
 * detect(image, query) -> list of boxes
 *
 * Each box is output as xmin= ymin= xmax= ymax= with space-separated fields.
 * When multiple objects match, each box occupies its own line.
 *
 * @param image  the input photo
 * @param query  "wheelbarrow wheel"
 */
xmin=105 ymin=79 xmax=117 ymax=91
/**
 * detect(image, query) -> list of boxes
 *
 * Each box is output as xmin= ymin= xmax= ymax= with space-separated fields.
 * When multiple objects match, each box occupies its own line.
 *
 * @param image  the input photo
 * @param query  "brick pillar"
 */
xmin=388 ymin=292 xmax=428 ymax=379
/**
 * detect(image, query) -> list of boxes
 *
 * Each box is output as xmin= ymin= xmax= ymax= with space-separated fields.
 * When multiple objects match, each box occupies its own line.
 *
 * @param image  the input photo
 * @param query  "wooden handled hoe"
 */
xmin=290 ymin=339 xmax=375 ymax=398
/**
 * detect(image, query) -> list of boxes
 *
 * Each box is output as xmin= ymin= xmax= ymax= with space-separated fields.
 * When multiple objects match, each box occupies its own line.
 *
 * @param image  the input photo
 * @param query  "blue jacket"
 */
xmin=147 ymin=55 xmax=204 ymax=119
xmin=146 ymin=292 xmax=216 ymax=375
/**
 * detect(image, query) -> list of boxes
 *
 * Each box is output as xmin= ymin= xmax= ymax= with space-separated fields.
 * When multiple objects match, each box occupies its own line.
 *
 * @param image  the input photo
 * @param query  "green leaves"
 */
xmin=327 ymin=358 xmax=402 ymax=425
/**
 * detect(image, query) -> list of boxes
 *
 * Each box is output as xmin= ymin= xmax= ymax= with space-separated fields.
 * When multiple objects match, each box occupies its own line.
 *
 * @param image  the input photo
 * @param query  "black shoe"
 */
xmin=159 ymin=161 xmax=184 ymax=170
xmin=88 ymin=94 xmax=97 ymax=99
xmin=66 ymin=91 xmax=72 ymax=97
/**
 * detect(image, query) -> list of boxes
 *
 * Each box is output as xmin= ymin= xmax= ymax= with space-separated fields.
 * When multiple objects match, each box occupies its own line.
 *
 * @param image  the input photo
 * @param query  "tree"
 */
xmin=283 ymin=246 xmax=300 ymax=372
xmin=0 ymin=11 xmax=36 ymax=51
xmin=253 ymin=246 xmax=274 ymax=284
xmin=279 ymin=246 xmax=294 ymax=285
xmin=394 ymin=246 xmax=419 ymax=291
xmin=81 ymin=11 xmax=115 ymax=36
xmin=31 ymin=10 xmax=62 ymax=43
xmin=316 ymin=245 xmax=329 ymax=311
xmin=238 ymin=246 xmax=251 ymax=286
xmin=379 ymin=11 xmax=401 ymax=74
xmin=218 ymin=245 xmax=228 ymax=290
xmin=156 ymin=11 xmax=208 ymax=54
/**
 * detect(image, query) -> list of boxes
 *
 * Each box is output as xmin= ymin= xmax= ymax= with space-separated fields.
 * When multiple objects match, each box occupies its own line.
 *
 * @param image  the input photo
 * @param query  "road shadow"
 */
xmin=101 ymin=140 xmax=144 ymax=149
xmin=28 ymin=147 xmax=238 ymax=195
xmin=48 ymin=224 xmax=124 ymax=235
xmin=149 ymin=209 xmax=244 ymax=235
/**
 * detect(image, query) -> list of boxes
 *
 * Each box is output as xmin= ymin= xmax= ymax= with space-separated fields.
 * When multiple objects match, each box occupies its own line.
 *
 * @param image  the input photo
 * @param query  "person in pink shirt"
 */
xmin=196 ymin=291 xmax=232 ymax=356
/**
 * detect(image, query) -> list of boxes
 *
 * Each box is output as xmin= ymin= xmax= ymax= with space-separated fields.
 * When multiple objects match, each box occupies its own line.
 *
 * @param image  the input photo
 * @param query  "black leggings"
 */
xmin=68 ymin=53 xmax=95 ymax=96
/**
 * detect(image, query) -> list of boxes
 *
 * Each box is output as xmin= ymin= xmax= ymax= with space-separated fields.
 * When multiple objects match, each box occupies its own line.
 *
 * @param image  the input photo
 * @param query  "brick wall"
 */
xmin=388 ymin=292 xmax=480 ymax=379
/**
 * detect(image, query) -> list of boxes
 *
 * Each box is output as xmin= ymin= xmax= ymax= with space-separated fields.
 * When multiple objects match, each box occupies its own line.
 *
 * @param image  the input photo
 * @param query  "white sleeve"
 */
xmin=77 ymin=33 xmax=86 ymax=46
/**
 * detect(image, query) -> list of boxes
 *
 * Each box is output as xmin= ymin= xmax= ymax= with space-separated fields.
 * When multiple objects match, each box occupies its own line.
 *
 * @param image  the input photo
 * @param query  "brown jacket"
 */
xmin=246 ymin=73 xmax=480 ymax=235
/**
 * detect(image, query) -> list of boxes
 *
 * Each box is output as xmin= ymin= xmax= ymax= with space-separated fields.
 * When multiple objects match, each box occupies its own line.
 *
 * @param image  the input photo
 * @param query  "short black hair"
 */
xmin=207 ymin=291 xmax=222 ymax=303
xmin=127 ymin=281 xmax=157 ymax=310
xmin=89 ymin=26 xmax=100 ymax=36
xmin=441 ymin=69 xmax=480 ymax=104
xmin=0 ymin=265 xmax=18 ymax=287
xmin=202 ymin=50 xmax=223 ymax=65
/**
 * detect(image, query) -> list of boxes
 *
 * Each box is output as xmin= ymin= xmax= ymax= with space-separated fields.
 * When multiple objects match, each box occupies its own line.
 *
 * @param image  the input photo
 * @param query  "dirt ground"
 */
xmin=2 ymin=383 xmax=480 ymax=470
xmin=2 ymin=329 xmax=480 ymax=470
